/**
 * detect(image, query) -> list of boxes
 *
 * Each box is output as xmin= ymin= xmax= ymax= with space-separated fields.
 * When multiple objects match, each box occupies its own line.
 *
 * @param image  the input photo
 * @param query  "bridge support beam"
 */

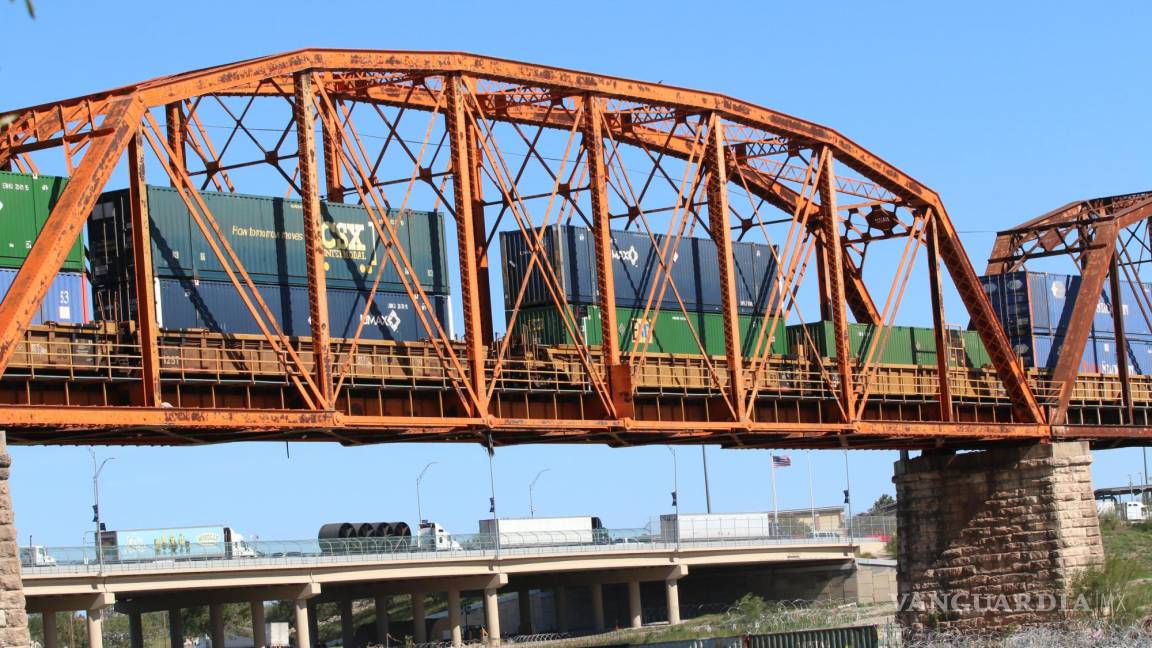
xmin=484 ymin=586 xmax=502 ymax=646
xmin=590 ymin=584 xmax=605 ymax=633
xmin=448 ymin=589 xmax=462 ymax=647
xmin=169 ymin=608 xmax=183 ymax=648
xmin=554 ymin=586 xmax=568 ymax=633
xmin=374 ymin=595 xmax=389 ymax=646
xmin=42 ymin=612 xmax=58 ymax=648
xmin=627 ymin=580 xmax=642 ymax=628
xmin=894 ymin=441 xmax=1104 ymax=636
xmin=666 ymin=576 xmax=682 ymax=625
xmin=340 ymin=598 xmax=355 ymax=648
xmin=0 ymin=434 xmax=29 ymax=648
xmin=412 ymin=592 xmax=427 ymax=643
xmin=209 ymin=603 xmax=225 ymax=648
xmin=129 ymin=611 xmax=144 ymax=648
xmin=518 ymin=589 xmax=533 ymax=635
xmin=251 ymin=601 xmax=267 ymax=648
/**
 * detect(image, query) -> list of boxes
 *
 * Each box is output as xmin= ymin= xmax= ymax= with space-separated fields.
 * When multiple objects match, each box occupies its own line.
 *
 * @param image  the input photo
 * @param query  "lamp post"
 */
xmin=89 ymin=449 xmax=115 ymax=572
xmin=667 ymin=447 xmax=680 ymax=549
xmin=415 ymin=461 xmax=439 ymax=526
xmin=529 ymin=469 xmax=551 ymax=518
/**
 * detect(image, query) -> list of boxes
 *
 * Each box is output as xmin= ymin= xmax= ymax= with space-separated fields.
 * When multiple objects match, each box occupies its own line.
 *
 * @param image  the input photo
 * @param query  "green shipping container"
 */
xmin=787 ymin=321 xmax=993 ymax=368
xmin=509 ymin=305 xmax=787 ymax=357
xmin=0 ymin=171 xmax=84 ymax=271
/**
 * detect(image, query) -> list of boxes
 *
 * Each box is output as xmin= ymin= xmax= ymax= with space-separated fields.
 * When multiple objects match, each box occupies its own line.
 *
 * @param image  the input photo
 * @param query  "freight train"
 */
xmin=2 ymin=168 xmax=1151 ymax=376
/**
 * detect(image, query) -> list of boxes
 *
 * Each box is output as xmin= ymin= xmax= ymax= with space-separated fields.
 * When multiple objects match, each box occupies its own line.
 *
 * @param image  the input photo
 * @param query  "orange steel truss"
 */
xmin=0 ymin=49 xmax=1137 ymax=449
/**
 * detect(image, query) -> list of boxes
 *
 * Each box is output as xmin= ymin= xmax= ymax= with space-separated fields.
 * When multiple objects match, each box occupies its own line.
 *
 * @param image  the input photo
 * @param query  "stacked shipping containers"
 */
xmin=0 ymin=171 xmax=90 ymax=324
xmin=89 ymin=186 xmax=450 ymax=341
xmin=981 ymin=270 xmax=1152 ymax=375
xmin=784 ymin=321 xmax=992 ymax=369
xmin=499 ymin=224 xmax=784 ymax=356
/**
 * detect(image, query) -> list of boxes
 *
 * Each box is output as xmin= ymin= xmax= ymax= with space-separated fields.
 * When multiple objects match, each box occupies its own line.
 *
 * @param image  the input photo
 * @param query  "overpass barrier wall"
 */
xmin=19 ymin=520 xmax=893 ymax=575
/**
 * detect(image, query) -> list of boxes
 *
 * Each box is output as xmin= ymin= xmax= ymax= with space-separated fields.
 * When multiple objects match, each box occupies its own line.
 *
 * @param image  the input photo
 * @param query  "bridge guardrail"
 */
xmin=20 ymin=520 xmax=890 ymax=574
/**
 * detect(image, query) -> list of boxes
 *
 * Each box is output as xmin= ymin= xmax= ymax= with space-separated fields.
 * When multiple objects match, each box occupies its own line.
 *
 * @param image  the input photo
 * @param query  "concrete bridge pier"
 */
xmin=412 ymin=592 xmax=427 ymax=643
xmin=374 ymin=595 xmax=389 ymax=646
xmin=627 ymin=580 xmax=642 ymax=628
xmin=517 ymin=589 xmax=533 ymax=634
xmin=590 ymin=583 xmax=605 ymax=632
xmin=894 ymin=441 xmax=1105 ymax=636
xmin=251 ymin=600 xmax=266 ymax=648
xmin=483 ymin=586 xmax=502 ymax=646
xmin=447 ymin=589 xmax=462 ymax=647
xmin=554 ymin=586 xmax=568 ymax=633
xmin=168 ymin=608 xmax=183 ymax=648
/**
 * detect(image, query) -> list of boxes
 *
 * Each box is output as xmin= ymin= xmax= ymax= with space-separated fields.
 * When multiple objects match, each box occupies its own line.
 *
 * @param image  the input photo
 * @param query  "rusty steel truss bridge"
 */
xmin=0 ymin=49 xmax=1149 ymax=449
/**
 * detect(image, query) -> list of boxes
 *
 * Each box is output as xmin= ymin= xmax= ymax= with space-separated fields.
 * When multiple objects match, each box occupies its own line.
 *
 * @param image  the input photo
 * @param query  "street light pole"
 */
xmin=89 ymin=449 xmax=115 ymax=572
xmin=667 ymin=447 xmax=680 ymax=549
xmin=701 ymin=446 xmax=712 ymax=514
xmin=529 ymin=469 xmax=551 ymax=518
xmin=415 ymin=461 xmax=439 ymax=526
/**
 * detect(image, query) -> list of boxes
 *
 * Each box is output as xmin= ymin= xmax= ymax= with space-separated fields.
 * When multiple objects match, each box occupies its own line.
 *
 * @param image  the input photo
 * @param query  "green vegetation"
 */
xmin=1088 ymin=517 xmax=1152 ymax=624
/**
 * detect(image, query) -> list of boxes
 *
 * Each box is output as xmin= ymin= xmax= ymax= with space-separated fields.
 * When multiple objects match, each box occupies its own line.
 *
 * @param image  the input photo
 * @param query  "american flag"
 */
xmin=772 ymin=454 xmax=792 ymax=467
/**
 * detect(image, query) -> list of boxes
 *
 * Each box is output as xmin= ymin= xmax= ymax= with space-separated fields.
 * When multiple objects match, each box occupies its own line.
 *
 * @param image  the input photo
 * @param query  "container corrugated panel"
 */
xmin=960 ymin=330 xmax=992 ymax=368
xmin=1015 ymin=333 xmax=1104 ymax=374
xmin=787 ymin=322 xmax=918 ymax=366
xmin=0 ymin=171 xmax=84 ymax=271
xmin=980 ymin=271 xmax=1079 ymax=337
xmin=90 ymin=186 xmax=448 ymax=293
xmin=99 ymin=278 xmax=448 ymax=341
xmin=1092 ymin=279 xmax=1152 ymax=341
xmin=0 ymin=270 xmax=89 ymax=324
xmin=499 ymin=225 xmax=775 ymax=315
xmin=746 ymin=625 xmax=878 ymax=648
xmin=509 ymin=306 xmax=786 ymax=356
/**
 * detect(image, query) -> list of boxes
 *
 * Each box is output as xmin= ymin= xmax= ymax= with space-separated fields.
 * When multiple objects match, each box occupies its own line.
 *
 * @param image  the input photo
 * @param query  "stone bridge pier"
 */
xmin=0 ymin=434 xmax=29 ymax=647
xmin=894 ymin=440 xmax=1104 ymax=635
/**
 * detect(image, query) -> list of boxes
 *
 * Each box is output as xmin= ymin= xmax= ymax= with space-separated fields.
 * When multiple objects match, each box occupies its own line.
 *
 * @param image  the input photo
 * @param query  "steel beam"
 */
xmin=444 ymin=75 xmax=488 ymax=417
xmin=294 ymin=72 xmax=334 ymax=408
xmin=926 ymin=215 xmax=952 ymax=421
xmin=705 ymin=114 xmax=746 ymax=422
xmin=1108 ymin=254 xmax=1135 ymax=423
xmin=816 ymin=148 xmax=854 ymax=420
xmin=164 ymin=102 xmax=186 ymax=187
xmin=127 ymin=131 xmax=161 ymax=407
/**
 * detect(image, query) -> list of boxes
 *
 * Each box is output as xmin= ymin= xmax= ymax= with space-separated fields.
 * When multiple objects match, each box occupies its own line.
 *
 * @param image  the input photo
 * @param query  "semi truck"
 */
xmin=478 ymin=516 xmax=606 ymax=548
xmin=19 ymin=545 xmax=56 ymax=567
xmin=98 ymin=525 xmax=256 ymax=562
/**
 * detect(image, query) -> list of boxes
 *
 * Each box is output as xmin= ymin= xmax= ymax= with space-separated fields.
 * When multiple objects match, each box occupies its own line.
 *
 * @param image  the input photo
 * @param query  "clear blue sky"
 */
xmin=4 ymin=1 xmax=1152 ymax=545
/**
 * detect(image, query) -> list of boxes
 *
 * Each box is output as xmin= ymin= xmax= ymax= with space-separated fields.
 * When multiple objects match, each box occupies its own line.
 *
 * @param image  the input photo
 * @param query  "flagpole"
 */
xmin=770 ymin=454 xmax=779 ymax=527
xmin=807 ymin=450 xmax=816 ymax=531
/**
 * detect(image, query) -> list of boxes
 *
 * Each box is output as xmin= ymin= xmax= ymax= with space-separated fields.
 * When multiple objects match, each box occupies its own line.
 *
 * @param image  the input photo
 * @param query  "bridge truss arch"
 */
xmin=0 ymin=49 xmax=1057 ymax=447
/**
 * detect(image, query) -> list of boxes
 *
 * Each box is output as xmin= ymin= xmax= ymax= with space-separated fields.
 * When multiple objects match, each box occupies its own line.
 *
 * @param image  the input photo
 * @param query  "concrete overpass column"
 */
xmin=374 ymin=596 xmax=390 ymax=646
xmin=42 ymin=612 xmax=59 ymax=648
xmin=411 ymin=592 xmax=427 ymax=643
xmin=306 ymin=600 xmax=319 ymax=648
xmin=129 ymin=611 xmax=144 ymax=648
xmin=86 ymin=608 xmax=105 ymax=648
xmin=251 ymin=601 xmax=267 ymax=648
xmin=340 ymin=598 xmax=355 ymax=648
xmin=590 ymin=584 xmax=605 ymax=633
xmin=169 ymin=608 xmax=184 ymax=648
xmin=554 ymin=586 xmax=569 ymax=633
xmin=627 ymin=580 xmax=642 ymax=628
xmin=894 ymin=441 xmax=1104 ymax=636
xmin=483 ymin=587 xmax=502 ymax=646
xmin=295 ymin=599 xmax=312 ymax=648
xmin=0 ymin=434 xmax=30 ymax=647
xmin=517 ymin=589 xmax=532 ymax=635
xmin=209 ymin=604 xmax=226 ymax=648
xmin=665 ymin=577 xmax=681 ymax=625
xmin=447 ymin=590 xmax=462 ymax=647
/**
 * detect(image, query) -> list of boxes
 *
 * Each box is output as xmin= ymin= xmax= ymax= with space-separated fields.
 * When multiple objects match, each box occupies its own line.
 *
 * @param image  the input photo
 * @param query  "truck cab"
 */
xmin=19 ymin=546 xmax=56 ymax=567
xmin=417 ymin=522 xmax=460 ymax=551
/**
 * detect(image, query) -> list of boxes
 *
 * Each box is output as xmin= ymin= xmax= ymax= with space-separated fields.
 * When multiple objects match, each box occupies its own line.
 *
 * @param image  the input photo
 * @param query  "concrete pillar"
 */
xmin=374 ymin=596 xmax=390 ymax=646
xmin=411 ymin=592 xmax=427 ymax=643
xmin=895 ymin=441 xmax=1105 ymax=636
xmin=554 ymin=586 xmax=569 ymax=633
xmin=129 ymin=611 xmax=144 ymax=648
xmin=483 ymin=587 xmax=502 ymax=646
xmin=42 ymin=611 xmax=59 ymax=648
xmin=307 ymin=601 xmax=319 ymax=648
xmin=627 ymin=580 xmax=642 ymax=628
xmin=252 ymin=601 xmax=267 ymax=648
xmin=340 ymin=598 xmax=355 ymax=648
xmin=517 ymin=589 xmax=533 ymax=635
xmin=0 ymin=434 xmax=30 ymax=648
xmin=209 ymin=603 xmax=226 ymax=648
xmin=87 ymin=608 xmax=105 ymax=648
xmin=590 ymin=584 xmax=605 ymax=633
xmin=294 ymin=598 xmax=311 ymax=648
xmin=169 ymin=608 xmax=184 ymax=648
xmin=665 ymin=577 xmax=681 ymax=625
xmin=447 ymin=590 xmax=462 ymax=648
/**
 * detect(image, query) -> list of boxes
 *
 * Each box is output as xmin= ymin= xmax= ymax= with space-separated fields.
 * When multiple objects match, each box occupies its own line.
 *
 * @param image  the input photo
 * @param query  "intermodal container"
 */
xmin=499 ymin=224 xmax=776 ymax=314
xmin=89 ymin=186 xmax=448 ymax=294
xmin=0 ymin=171 xmax=84 ymax=271
xmin=981 ymin=270 xmax=1152 ymax=341
xmin=746 ymin=625 xmax=879 ymax=648
xmin=787 ymin=321 xmax=919 ymax=366
xmin=509 ymin=305 xmax=787 ymax=356
xmin=0 ymin=269 xmax=89 ymax=325
xmin=95 ymin=278 xmax=448 ymax=341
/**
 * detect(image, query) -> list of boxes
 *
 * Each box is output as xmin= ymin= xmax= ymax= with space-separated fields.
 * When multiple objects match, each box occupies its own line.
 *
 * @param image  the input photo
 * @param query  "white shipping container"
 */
xmin=660 ymin=513 xmax=776 ymax=542
xmin=478 ymin=516 xmax=602 ymax=547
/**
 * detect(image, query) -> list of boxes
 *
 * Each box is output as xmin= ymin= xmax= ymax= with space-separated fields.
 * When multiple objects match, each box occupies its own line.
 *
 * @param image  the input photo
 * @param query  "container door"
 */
xmin=0 ymin=172 xmax=40 ymax=269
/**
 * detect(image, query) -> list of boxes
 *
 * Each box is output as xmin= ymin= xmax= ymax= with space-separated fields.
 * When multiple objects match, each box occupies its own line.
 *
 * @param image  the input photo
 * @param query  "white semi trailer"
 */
xmin=478 ymin=516 xmax=605 ymax=548
xmin=659 ymin=512 xmax=777 ymax=542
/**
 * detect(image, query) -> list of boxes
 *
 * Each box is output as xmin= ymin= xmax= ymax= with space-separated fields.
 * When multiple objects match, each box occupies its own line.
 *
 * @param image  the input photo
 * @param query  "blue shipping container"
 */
xmin=982 ymin=270 xmax=1152 ymax=341
xmin=147 ymin=279 xmax=450 ymax=341
xmin=500 ymin=224 xmax=776 ymax=314
xmin=0 ymin=269 xmax=89 ymax=325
